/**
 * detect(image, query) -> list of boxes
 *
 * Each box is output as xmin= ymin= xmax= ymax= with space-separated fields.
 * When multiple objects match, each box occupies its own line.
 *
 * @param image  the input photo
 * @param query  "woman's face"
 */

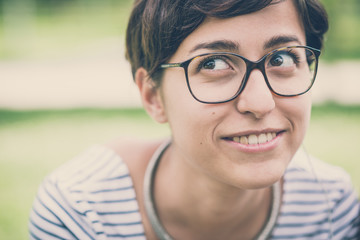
xmin=156 ymin=0 xmax=311 ymax=189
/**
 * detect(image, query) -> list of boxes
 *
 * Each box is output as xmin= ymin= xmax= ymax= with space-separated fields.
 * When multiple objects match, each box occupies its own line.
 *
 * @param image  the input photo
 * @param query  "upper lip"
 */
xmin=222 ymin=128 xmax=285 ymax=138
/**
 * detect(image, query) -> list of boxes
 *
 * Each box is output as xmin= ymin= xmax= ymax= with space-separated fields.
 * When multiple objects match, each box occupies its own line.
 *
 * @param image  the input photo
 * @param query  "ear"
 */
xmin=135 ymin=68 xmax=168 ymax=123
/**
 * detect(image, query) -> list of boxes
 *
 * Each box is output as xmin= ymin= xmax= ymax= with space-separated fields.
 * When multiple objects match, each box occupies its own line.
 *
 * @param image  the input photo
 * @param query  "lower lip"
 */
xmin=224 ymin=132 xmax=283 ymax=153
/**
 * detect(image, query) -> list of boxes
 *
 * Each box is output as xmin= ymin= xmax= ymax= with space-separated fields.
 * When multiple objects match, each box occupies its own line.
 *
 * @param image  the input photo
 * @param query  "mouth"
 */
xmin=224 ymin=131 xmax=285 ymax=145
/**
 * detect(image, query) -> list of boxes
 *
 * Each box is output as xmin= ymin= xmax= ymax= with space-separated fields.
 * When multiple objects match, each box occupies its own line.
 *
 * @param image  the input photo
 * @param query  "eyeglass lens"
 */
xmin=186 ymin=47 xmax=317 ymax=103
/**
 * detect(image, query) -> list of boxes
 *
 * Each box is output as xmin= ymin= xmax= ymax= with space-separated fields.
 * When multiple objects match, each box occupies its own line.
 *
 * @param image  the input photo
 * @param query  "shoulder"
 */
xmin=285 ymin=149 xmax=355 ymax=195
xmin=274 ymin=149 xmax=360 ymax=239
xmin=45 ymin=138 xmax=164 ymax=193
xmin=105 ymin=138 xmax=164 ymax=179
xmin=49 ymin=144 xmax=129 ymax=185
xmin=29 ymin=140 xmax=163 ymax=239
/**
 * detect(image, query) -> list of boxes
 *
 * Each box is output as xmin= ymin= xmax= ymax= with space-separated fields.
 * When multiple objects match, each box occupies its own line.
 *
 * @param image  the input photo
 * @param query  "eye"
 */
xmin=268 ymin=51 xmax=299 ymax=67
xmin=201 ymin=58 xmax=230 ymax=70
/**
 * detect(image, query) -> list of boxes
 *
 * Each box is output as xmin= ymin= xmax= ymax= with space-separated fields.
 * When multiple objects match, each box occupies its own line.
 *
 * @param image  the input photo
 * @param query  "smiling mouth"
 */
xmin=225 ymin=131 xmax=283 ymax=145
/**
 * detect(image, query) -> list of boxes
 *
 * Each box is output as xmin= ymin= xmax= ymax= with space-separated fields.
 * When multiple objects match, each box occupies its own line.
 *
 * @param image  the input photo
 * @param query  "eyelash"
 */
xmin=282 ymin=49 xmax=301 ymax=64
xmin=194 ymin=48 xmax=302 ymax=73
xmin=196 ymin=55 xmax=232 ymax=72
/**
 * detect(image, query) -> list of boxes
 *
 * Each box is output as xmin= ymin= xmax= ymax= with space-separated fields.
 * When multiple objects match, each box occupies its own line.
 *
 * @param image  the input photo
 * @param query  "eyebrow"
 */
xmin=263 ymin=35 xmax=301 ymax=49
xmin=188 ymin=35 xmax=301 ymax=55
xmin=189 ymin=40 xmax=240 ymax=53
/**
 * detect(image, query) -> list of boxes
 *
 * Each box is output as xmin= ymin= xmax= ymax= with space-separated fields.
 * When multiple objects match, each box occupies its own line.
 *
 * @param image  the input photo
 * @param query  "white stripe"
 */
xmin=103 ymin=224 xmax=145 ymax=235
xmin=100 ymin=212 xmax=143 ymax=224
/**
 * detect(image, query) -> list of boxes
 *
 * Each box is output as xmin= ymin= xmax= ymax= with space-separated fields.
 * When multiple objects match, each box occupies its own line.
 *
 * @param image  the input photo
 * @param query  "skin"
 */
xmin=110 ymin=0 xmax=312 ymax=239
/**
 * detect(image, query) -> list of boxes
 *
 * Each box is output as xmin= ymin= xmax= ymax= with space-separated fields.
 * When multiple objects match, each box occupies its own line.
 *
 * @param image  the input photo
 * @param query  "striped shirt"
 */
xmin=29 ymin=145 xmax=360 ymax=239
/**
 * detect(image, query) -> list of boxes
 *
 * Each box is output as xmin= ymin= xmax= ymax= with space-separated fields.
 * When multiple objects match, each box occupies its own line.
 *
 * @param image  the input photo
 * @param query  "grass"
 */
xmin=0 ymin=103 xmax=359 ymax=239
xmin=305 ymin=104 xmax=360 ymax=190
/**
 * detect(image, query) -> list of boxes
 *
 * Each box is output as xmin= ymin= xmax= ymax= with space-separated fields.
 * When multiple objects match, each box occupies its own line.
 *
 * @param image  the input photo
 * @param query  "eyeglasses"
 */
xmin=160 ymin=46 xmax=321 ymax=104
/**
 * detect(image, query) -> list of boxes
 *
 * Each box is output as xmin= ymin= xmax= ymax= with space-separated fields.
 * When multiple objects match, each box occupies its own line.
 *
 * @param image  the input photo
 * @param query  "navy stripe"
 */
xmin=101 ymin=173 xmax=131 ymax=182
xmin=285 ymin=168 xmax=304 ymax=173
xmin=70 ymin=182 xmax=133 ymax=194
xmin=103 ymin=221 xmax=143 ymax=226
xmin=77 ymin=198 xmax=136 ymax=204
xmin=44 ymin=184 xmax=96 ymax=240
xmin=280 ymin=207 xmax=330 ymax=217
xmin=332 ymin=193 xmax=357 ymax=222
xmin=83 ymin=209 xmax=139 ymax=215
xmin=69 ymin=190 xmax=83 ymax=193
xmin=271 ymin=229 xmax=330 ymax=239
xmin=30 ymin=220 xmax=67 ymax=240
xmin=276 ymin=217 xmax=330 ymax=228
xmin=334 ymin=213 xmax=359 ymax=236
xmin=285 ymin=189 xmax=330 ymax=194
xmin=107 ymin=232 xmax=146 ymax=238
xmin=283 ymin=200 xmax=328 ymax=205
xmin=37 ymin=198 xmax=78 ymax=239
xmin=285 ymin=178 xmax=339 ymax=184
xmin=37 ymin=197 xmax=64 ymax=224
xmin=89 ymin=219 xmax=144 ymax=227
xmin=33 ymin=208 xmax=65 ymax=228
xmin=29 ymin=231 xmax=42 ymax=240
xmin=89 ymin=185 xmax=133 ymax=194
xmin=355 ymin=215 xmax=360 ymax=227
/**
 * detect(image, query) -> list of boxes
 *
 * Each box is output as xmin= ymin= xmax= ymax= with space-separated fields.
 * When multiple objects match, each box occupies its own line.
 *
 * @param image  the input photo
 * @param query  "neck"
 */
xmin=153 ymin=144 xmax=273 ymax=240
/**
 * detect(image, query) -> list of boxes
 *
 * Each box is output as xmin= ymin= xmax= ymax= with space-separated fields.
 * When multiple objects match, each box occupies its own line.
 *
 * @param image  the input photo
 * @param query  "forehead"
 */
xmin=171 ymin=0 xmax=305 ymax=61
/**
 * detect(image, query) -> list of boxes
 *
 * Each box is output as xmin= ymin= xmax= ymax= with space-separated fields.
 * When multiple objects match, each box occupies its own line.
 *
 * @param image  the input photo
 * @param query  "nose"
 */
xmin=235 ymin=69 xmax=275 ymax=118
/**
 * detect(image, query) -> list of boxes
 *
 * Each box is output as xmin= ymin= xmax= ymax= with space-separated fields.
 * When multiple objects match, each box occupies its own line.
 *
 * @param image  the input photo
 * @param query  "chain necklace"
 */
xmin=144 ymin=140 xmax=281 ymax=240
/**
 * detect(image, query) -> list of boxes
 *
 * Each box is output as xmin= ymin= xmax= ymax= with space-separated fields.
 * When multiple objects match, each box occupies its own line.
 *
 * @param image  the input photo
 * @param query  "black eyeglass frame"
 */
xmin=160 ymin=46 xmax=321 ymax=104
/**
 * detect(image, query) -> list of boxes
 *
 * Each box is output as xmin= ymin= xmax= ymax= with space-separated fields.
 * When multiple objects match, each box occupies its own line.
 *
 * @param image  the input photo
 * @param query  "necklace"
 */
xmin=144 ymin=140 xmax=281 ymax=240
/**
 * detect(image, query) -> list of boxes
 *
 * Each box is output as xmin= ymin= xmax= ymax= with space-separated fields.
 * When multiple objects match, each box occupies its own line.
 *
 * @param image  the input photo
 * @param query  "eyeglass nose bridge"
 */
xmin=234 ymin=57 xmax=275 ymax=99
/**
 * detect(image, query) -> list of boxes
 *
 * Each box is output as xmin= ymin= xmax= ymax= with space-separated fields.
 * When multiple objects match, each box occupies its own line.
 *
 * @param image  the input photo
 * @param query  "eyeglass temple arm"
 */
xmin=160 ymin=63 xmax=182 ymax=69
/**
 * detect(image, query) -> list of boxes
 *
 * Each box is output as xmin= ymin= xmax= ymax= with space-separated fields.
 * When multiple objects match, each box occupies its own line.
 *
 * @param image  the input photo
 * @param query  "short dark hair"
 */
xmin=125 ymin=0 xmax=328 ymax=85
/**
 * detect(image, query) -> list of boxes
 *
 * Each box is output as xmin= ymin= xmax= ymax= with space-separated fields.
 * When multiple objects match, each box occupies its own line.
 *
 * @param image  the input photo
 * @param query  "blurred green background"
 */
xmin=0 ymin=0 xmax=359 ymax=60
xmin=0 ymin=0 xmax=360 ymax=239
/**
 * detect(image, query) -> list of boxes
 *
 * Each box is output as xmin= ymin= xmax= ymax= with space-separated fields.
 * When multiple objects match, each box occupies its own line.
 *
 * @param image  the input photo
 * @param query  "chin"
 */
xmin=244 ymin=175 xmax=282 ymax=190
xmin=233 ymin=162 xmax=287 ymax=190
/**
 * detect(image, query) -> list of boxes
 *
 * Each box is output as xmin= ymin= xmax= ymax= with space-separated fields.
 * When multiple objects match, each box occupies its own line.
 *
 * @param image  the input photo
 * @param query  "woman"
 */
xmin=29 ymin=0 xmax=360 ymax=239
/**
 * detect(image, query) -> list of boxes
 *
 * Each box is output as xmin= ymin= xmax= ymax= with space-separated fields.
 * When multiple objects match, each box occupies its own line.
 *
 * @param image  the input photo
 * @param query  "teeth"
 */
xmin=267 ymin=132 xmax=273 ymax=141
xmin=232 ymin=132 xmax=277 ymax=145
xmin=258 ymin=134 xmax=267 ymax=144
xmin=240 ymin=136 xmax=248 ymax=144
xmin=248 ymin=134 xmax=258 ymax=144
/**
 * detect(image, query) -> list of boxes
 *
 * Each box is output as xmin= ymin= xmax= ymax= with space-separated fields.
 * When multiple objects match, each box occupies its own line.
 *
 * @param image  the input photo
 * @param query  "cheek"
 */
xmin=279 ymin=95 xmax=312 ymax=140
xmin=167 ymin=101 xmax=220 ymax=144
xmin=161 ymin=74 xmax=207 ymax=141
xmin=161 ymin=69 xmax=223 ymax=139
xmin=161 ymin=84 xmax=225 ymax=160
xmin=166 ymin=105 xmax=221 ymax=170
